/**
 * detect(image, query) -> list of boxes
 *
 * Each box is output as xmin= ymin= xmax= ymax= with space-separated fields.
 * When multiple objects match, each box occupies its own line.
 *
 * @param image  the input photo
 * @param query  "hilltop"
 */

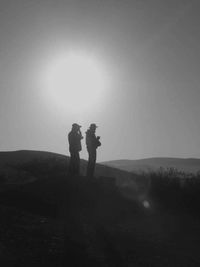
xmin=0 ymin=150 xmax=200 ymax=266
xmin=102 ymin=157 xmax=200 ymax=173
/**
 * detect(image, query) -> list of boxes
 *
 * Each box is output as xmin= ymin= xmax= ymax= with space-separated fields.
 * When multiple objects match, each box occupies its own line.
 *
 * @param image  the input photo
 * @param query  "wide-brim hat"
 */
xmin=89 ymin=123 xmax=98 ymax=129
xmin=72 ymin=123 xmax=82 ymax=128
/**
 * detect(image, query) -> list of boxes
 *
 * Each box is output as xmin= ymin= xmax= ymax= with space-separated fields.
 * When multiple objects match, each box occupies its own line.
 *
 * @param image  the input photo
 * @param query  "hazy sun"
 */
xmin=42 ymin=50 xmax=109 ymax=114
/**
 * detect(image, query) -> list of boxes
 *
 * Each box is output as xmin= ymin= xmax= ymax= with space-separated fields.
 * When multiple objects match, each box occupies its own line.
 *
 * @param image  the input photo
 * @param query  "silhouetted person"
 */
xmin=86 ymin=123 xmax=101 ymax=178
xmin=68 ymin=123 xmax=83 ymax=176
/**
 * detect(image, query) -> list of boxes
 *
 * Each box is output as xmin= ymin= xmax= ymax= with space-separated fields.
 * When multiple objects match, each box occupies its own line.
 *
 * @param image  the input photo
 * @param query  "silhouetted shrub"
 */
xmin=146 ymin=167 xmax=200 ymax=214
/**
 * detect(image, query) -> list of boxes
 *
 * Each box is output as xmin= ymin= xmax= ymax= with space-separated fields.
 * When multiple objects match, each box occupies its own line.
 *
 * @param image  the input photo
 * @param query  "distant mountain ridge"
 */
xmin=102 ymin=157 xmax=200 ymax=173
xmin=2 ymin=151 xmax=200 ymax=185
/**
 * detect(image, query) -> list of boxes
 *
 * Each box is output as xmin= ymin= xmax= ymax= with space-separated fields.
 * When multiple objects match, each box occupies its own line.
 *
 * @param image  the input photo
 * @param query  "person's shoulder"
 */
xmin=68 ymin=131 xmax=75 ymax=138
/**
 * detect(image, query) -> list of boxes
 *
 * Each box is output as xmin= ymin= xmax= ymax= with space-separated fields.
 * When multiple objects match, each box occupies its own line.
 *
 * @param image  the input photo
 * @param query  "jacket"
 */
xmin=68 ymin=131 xmax=82 ymax=152
xmin=86 ymin=129 xmax=101 ymax=151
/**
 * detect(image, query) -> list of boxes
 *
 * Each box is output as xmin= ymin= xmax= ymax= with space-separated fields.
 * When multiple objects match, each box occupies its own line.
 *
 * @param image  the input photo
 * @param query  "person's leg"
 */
xmin=86 ymin=151 xmax=91 ymax=177
xmin=90 ymin=150 xmax=96 ymax=177
xmin=86 ymin=150 xmax=93 ymax=177
xmin=69 ymin=151 xmax=76 ymax=175
xmin=74 ymin=152 xmax=80 ymax=175
xmin=69 ymin=152 xmax=73 ymax=174
xmin=87 ymin=150 xmax=96 ymax=178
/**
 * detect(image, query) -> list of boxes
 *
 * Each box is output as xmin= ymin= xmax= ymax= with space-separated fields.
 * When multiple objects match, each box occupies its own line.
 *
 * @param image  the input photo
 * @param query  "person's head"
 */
xmin=89 ymin=123 xmax=98 ymax=133
xmin=72 ymin=123 xmax=81 ymax=131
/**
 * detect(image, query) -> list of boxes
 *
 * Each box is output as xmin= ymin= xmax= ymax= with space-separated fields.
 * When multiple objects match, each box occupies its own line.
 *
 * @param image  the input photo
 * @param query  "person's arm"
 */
xmin=96 ymin=136 xmax=101 ymax=147
xmin=78 ymin=130 xmax=83 ymax=140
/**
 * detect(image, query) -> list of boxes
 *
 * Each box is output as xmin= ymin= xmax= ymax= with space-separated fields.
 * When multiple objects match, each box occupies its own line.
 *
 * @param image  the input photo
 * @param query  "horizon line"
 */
xmin=0 ymin=149 xmax=200 ymax=161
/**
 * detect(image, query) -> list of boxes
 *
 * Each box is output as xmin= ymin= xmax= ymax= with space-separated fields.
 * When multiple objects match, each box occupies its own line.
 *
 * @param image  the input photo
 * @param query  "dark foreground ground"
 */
xmin=0 ymin=172 xmax=200 ymax=267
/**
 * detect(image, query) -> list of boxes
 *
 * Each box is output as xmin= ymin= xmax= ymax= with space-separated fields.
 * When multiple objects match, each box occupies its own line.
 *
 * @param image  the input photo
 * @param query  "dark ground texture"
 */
xmin=0 ymin=156 xmax=200 ymax=266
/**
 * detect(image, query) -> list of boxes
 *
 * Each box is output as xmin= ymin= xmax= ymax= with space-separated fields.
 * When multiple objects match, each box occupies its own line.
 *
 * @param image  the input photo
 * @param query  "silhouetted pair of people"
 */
xmin=68 ymin=123 xmax=101 ymax=177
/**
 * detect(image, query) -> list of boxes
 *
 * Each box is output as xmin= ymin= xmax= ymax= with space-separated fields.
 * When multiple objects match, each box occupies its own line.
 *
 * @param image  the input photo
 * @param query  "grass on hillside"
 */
xmin=0 ymin=159 xmax=200 ymax=266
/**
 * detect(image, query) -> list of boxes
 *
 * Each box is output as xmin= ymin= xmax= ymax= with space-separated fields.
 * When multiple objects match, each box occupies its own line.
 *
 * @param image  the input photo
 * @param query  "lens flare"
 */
xmin=143 ymin=200 xmax=150 ymax=209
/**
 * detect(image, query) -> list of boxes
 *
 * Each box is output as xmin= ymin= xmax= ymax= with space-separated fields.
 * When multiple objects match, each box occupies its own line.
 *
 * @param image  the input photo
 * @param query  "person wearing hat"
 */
xmin=68 ymin=123 xmax=83 ymax=175
xmin=85 ymin=123 xmax=101 ymax=177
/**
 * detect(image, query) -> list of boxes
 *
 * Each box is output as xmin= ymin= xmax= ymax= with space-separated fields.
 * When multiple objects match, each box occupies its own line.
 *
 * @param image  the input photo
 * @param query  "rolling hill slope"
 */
xmin=1 ymin=150 xmax=200 ymax=266
xmin=0 ymin=150 xmax=134 ymax=186
xmin=102 ymin=157 xmax=200 ymax=173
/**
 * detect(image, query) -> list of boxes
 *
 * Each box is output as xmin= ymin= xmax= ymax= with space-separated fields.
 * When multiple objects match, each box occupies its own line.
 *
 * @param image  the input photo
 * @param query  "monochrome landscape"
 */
xmin=1 ymin=0 xmax=200 ymax=266
xmin=0 ymin=150 xmax=200 ymax=266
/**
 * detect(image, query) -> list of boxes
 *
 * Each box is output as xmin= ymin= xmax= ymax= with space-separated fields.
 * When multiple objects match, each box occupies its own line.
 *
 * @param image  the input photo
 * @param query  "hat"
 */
xmin=72 ymin=123 xmax=82 ymax=128
xmin=89 ymin=123 xmax=98 ymax=129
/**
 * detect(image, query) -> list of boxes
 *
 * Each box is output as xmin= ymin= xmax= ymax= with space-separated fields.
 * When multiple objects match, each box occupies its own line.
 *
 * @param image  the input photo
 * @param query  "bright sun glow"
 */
xmin=42 ymin=51 xmax=109 ymax=114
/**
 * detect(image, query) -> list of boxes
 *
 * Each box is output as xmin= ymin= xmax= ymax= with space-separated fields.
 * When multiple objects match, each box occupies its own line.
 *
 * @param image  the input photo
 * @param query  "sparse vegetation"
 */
xmin=143 ymin=167 xmax=200 ymax=214
xmin=1 ymin=153 xmax=200 ymax=266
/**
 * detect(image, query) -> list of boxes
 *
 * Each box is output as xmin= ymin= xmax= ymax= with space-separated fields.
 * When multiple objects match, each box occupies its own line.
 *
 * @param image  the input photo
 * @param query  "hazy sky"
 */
xmin=0 ymin=0 xmax=200 ymax=161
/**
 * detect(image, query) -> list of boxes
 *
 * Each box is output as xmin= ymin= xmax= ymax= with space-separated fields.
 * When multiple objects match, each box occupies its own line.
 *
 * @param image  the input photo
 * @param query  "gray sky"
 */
xmin=0 ymin=0 xmax=200 ymax=161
